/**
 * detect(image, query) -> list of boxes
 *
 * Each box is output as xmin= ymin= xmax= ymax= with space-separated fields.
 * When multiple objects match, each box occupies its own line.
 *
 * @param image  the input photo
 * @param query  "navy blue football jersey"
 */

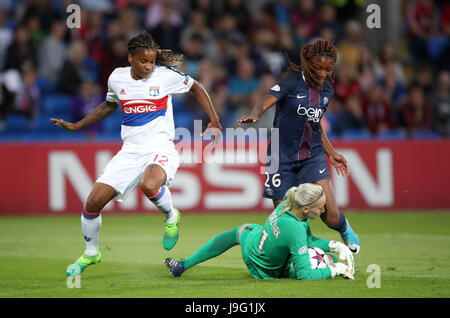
xmin=267 ymin=72 xmax=334 ymax=164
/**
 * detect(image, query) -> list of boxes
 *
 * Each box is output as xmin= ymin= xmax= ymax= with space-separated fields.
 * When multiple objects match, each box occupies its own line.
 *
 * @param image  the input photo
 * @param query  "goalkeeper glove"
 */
xmin=329 ymin=263 xmax=354 ymax=279
xmin=329 ymin=240 xmax=355 ymax=275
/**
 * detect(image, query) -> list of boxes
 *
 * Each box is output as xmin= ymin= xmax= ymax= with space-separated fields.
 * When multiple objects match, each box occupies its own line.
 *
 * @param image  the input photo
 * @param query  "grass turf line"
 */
xmin=0 ymin=212 xmax=449 ymax=298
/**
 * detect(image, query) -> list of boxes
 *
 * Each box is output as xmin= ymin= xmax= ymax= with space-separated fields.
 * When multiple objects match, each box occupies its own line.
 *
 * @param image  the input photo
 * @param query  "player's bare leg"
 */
xmin=66 ymin=183 xmax=117 ymax=276
xmin=315 ymin=179 xmax=360 ymax=254
xmin=314 ymin=179 xmax=340 ymax=226
xmin=85 ymin=182 xmax=118 ymax=214
xmin=140 ymin=164 xmax=180 ymax=250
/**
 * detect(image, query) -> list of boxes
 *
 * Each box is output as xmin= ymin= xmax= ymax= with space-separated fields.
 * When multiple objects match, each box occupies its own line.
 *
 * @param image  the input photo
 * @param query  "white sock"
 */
xmin=148 ymin=186 xmax=177 ymax=223
xmin=81 ymin=214 xmax=102 ymax=256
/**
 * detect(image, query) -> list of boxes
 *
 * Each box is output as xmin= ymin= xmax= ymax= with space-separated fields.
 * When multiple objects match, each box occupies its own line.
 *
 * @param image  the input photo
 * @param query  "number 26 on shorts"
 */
xmin=264 ymin=173 xmax=281 ymax=188
xmin=153 ymin=154 xmax=168 ymax=166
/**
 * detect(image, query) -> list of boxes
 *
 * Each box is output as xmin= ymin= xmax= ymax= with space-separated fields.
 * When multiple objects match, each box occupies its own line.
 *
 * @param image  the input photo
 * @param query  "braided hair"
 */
xmin=286 ymin=39 xmax=337 ymax=90
xmin=127 ymin=31 xmax=181 ymax=68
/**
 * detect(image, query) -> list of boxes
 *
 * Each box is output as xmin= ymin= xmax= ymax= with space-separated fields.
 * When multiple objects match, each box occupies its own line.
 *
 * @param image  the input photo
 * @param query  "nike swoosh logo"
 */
xmin=319 ymin=168 xmax=326 ymax=174
xmin=297 ymin=95 xmax=306 ymax=99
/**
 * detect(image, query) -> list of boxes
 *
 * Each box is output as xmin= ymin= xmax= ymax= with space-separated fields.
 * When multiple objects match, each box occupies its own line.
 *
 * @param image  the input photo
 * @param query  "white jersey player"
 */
xmin=51 ymin=31 xmax=222 ymax=277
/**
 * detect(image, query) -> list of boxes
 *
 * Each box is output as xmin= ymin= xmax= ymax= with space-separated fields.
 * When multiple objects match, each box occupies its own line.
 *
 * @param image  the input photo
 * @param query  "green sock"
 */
xmin=181 ymin=227 xmax=239 ymax=270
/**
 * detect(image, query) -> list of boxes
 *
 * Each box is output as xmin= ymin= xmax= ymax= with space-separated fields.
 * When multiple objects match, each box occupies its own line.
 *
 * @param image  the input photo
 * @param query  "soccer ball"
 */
xmin=308 ymin=247 xmax=334 ymax=269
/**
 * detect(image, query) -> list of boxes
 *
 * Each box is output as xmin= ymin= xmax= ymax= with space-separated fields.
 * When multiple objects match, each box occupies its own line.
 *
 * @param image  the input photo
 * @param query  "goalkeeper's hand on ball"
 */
xmin=329 ymin=263 xmax=354 ymax=279
xmin=329 ymin=240 xmax=355 ymax=275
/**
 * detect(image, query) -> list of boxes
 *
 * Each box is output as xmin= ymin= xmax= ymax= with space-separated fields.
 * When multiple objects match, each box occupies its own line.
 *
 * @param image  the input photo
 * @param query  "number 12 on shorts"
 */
xmin=264 ymin=173 xmax=281 ymax=188
xmin=153 ymin=154 xmax=168 ymax=166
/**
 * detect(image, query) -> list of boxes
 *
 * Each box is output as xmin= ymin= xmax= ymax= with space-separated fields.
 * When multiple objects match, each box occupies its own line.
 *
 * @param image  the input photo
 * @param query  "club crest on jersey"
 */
xmin=271 ymin=84 xmax=280 ymax=92
xmin=149 ymin=86 xmax=160 ymax=96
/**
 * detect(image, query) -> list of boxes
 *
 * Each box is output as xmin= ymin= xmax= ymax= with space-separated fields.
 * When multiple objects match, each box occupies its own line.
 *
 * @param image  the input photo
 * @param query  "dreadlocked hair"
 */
xmin=286 ymin=39 xmax=337 ymax=90
xmin=127 ymin=31 xmax=182 ymax=68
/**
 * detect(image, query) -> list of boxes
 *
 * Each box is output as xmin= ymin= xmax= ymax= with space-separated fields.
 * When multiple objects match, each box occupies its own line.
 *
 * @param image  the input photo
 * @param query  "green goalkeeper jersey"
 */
xmin=240 ymin=202 xmax=333 ymax=280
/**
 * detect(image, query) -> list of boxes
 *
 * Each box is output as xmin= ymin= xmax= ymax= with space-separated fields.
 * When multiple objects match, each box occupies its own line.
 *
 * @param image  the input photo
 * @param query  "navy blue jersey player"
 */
xmin=238 ymin=39 xmax=360 ymax=254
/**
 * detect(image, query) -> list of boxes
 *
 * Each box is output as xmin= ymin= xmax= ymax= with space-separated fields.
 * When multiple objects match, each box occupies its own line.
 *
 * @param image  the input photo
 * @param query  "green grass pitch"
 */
xmin=0 ymin=212 xmax=449 ymax=298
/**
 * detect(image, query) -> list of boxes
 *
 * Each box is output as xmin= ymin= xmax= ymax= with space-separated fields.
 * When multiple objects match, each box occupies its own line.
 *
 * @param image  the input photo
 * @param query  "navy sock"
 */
xmin=327 ymin=211 xmax=347 ymax=233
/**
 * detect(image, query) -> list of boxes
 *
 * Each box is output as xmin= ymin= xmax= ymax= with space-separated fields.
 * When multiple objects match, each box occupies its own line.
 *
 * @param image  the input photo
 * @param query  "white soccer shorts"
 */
xmin=96 ymin=143 xmax=180 ymax=201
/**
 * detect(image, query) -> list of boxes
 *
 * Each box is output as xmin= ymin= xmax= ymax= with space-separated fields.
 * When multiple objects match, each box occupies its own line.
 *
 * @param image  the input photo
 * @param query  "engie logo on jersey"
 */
xmin=149 ymin=86 xmax=159 ymax=96
xmin=297 ymin=105 xmax=324 ymax=123
xmin=121 ymin=97 xmax=168 ymax=114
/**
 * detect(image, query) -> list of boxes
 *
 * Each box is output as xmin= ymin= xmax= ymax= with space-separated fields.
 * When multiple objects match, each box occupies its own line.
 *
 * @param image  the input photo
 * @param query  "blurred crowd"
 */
xmin=0 ymin=0 xmax=449 ymax=141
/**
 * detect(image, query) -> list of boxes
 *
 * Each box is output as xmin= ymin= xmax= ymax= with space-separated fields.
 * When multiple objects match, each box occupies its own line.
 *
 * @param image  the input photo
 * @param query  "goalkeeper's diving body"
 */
xmin=165 ymin=183 xmax=355 ymax=280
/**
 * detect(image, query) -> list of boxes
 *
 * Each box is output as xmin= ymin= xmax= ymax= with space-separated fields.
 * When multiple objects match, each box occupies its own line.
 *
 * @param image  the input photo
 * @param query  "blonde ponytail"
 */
xmin=278 ymin=183 xmax=324 ymax=215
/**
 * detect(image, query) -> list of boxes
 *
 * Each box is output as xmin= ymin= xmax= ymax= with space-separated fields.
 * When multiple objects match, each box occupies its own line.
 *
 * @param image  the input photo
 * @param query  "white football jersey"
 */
xmin=106 ymin=65 xmax=194 ymax=150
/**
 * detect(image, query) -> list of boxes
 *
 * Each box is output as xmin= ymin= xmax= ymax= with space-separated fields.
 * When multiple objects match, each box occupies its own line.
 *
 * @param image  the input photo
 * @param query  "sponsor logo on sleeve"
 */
xmin=298 ymin=246 xmax=307 ymax=254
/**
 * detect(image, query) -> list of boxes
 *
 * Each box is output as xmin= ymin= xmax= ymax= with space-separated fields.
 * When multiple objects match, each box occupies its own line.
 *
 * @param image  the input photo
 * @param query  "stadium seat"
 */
xmin=96 ymin=132 xmax=121 ymax=141
xmin=55 ymin=131 xmax=87 ymax=141
xmin=325 ymin=130 xmax=337 ymax=141
xmin=17 ymin=132 xmax=55 ymax=142
xmin=172 ymin=96 xmax=188 ymax=113
xmin=174 ymin=112 xmax=194 ymax=130
xmin=0 ymin=131 xmax=19 ymax=141
xmin=41 ymin=94 xmax=72 ymax=118
xmin=103 ymin=112 xmax=123 ymax=133
xmin=35 ymin=76 xmax=55 ymax=95
xmin=33 ymin=115 xmax=56 ymax=133
xmin=3 ymin=114 xmax=31 ymax=133
xmin=340 ymin=129 xmax=372 ymax=140
xmin=376 ymin=129 xmax=407 ymax=140
xmin=412 ymin=130 xmax=441 ymax=139
xmin=427 ymin=36 xmax=449 ymax=60
xmin=109 ymin=109 xmax=123 ymax=121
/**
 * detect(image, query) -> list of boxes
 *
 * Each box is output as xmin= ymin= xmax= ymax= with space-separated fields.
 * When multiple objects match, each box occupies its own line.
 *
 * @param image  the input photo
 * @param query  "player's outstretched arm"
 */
xmin=50 ymin=100 xmax=118 ymax=131
xmin=237 ymin=94 xmax=277 ymax=125
xmin=189 ymin=80 xmax=222 ymax=145
xmin=320 ymin=121 xmax=349 ymax=177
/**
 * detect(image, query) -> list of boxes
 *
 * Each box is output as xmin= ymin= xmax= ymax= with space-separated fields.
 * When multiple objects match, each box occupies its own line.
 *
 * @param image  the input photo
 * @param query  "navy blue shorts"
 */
xmin=263 ymin=153 xmax=330 ymax=200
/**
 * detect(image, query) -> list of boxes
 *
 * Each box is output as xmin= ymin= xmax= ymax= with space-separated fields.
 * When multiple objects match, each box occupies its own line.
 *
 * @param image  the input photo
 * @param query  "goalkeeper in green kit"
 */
xmin=165 ymin=183 xmax=355 ymax=280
